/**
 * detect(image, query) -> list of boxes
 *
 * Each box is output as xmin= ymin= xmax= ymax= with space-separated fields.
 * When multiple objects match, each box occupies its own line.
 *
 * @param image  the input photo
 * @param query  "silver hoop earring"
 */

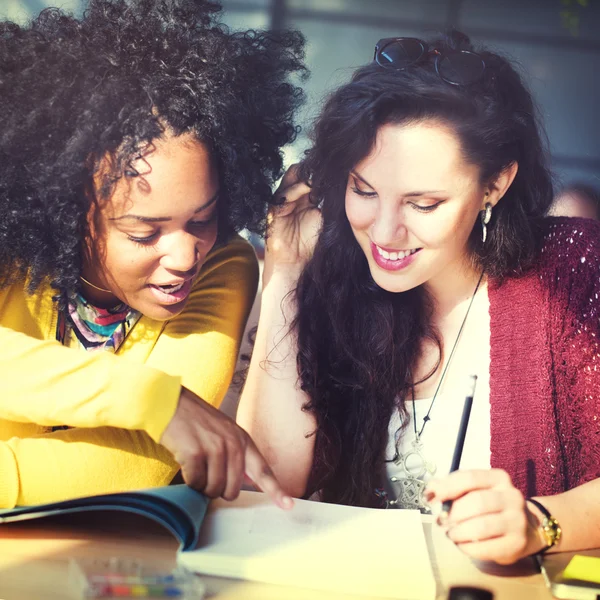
xmin=480 ymin=202 xmax=492 ymax=244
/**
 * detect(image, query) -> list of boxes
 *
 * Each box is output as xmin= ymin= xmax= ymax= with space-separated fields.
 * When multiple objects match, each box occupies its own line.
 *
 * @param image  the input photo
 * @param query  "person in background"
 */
xmin=238 ymin=32 xmax=600 ymax=564
xmin=549 ymin=182 xmax=600 ymax=220
xmin=0 ymin=0 xmax=304 ymax=509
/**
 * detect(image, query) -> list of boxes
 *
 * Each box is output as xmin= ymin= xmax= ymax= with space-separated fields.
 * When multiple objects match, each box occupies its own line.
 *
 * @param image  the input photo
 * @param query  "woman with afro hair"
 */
xmin=0 ymin=0 xmax=304 ymax=509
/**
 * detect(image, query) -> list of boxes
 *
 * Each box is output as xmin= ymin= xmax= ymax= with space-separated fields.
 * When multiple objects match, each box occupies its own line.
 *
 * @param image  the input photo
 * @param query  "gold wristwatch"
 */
xmin=527 ymin=498 xmax=562 ymax=553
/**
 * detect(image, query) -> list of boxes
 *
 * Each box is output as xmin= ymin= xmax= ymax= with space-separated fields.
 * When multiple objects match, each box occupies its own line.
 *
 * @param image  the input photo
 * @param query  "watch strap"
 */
xmin=527 ymin=498 xmax=562 ymax=554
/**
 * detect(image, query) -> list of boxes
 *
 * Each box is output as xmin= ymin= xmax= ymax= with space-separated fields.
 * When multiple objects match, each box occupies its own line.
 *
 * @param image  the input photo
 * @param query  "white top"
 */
xmin=383 ymin=284 xmax=492 ymax=511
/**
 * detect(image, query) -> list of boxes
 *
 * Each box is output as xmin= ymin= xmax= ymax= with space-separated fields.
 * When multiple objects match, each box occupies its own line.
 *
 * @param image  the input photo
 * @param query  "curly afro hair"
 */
xmin=0 ymin=0 xmax=306 ymax=305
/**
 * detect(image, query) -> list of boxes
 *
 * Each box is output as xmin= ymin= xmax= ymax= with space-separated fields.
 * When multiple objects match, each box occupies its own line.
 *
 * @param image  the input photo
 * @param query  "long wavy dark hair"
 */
xmin=294 ymin=31 xmax=554 ymax=507
xmin=0 ymin=0 xmax=305 ymax=308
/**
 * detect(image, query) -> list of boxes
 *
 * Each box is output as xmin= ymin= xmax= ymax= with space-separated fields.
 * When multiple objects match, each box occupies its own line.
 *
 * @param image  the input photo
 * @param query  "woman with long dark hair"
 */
xmin=0 ymin=0 xmax=304 ymax=509
xmin=238 ymin=32 xmax=600 ymax=564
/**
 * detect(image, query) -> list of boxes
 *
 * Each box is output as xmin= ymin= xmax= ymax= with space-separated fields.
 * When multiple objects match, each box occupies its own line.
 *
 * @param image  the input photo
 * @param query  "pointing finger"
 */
xmin=244 ymin=441 xmax=294 ymax=510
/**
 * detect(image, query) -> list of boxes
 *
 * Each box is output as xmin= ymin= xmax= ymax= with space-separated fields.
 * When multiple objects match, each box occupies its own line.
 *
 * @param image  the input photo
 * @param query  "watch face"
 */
xmin=526 ymin=498 xmax=561 ymax=551
xmin=542 ymin=516 xmax=562 ymax=548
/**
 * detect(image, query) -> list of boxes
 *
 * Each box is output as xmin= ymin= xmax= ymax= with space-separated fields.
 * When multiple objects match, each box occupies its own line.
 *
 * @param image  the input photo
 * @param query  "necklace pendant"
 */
xmin=388 ymin=433 xmax=437 ymax=513
xmin=389 ymin=475 xmax=429 ymax=513
xmin=394 ymin=436 xmax=423 ymax=466
xmin=424 ymin=460 xmax=437 ymax=476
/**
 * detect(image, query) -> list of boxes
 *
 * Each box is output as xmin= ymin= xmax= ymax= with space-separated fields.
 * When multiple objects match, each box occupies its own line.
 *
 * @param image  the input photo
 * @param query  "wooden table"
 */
xmin=0 ymin=512 xmax=553 ymax=600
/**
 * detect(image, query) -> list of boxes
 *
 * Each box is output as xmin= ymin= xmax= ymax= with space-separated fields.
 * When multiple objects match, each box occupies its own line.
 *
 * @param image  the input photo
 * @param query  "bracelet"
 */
xmin=526 ymin=498 xmax=562 ymax=554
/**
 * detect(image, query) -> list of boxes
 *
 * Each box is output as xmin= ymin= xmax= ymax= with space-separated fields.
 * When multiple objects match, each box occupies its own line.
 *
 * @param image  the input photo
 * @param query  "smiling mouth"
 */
xmin=373 ymin=244 xmax=420 ymax=261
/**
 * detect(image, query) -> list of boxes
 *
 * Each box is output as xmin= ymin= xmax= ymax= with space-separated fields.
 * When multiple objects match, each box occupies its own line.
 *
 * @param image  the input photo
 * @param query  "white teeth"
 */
xmin=376 ymin=245 xmax=417 ymax=261
xmin=159 ymin=281 xmax=185 ymax=293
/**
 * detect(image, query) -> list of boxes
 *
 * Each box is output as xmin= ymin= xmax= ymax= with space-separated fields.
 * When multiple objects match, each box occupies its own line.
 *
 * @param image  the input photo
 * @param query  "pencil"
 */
xmin=441 ymin=375 xmax=478 ymax=517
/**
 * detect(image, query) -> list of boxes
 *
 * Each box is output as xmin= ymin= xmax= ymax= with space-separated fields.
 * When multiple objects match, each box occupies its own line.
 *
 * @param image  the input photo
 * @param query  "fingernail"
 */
xmin=281 ymin=495 xmax=294 ymax=509
xmin=429 ymin=500 xmax=442 ymax=518
xmin=424 ymin=489 xmax=435 ymax=502
xmin=437 ymin=510 xmax=450 ymax=527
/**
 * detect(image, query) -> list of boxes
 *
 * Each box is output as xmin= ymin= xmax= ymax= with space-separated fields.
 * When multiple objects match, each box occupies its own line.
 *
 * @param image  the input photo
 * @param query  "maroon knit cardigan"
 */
xmin=308 ymin=217 xmax=600 ymax=502
xmin=489 ymin=216 xmax=600 ymax=497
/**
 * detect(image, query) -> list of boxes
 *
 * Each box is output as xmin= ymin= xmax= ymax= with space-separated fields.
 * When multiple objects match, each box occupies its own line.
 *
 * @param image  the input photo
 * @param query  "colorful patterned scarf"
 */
xmin=56 ymin=293 xmax=141 ymax=353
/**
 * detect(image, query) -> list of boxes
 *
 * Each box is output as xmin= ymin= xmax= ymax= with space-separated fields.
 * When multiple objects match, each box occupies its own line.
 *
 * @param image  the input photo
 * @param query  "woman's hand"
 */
xmin=264 ymin=164 xmax=322 ymax=282
xmin=425 ymin=469 xmax=546 ymax=564
xmin=160 ymin=387 xmax=293 ymax=509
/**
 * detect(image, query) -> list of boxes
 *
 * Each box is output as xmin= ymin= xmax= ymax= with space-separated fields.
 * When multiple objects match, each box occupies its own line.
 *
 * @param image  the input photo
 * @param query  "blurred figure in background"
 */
xmin=549 ymin=182 xmax=600 ymax=220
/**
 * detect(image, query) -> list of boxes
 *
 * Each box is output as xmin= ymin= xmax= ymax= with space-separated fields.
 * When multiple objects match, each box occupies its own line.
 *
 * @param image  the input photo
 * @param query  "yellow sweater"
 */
xmin=0 ymin=234 xmax=258 ymax=508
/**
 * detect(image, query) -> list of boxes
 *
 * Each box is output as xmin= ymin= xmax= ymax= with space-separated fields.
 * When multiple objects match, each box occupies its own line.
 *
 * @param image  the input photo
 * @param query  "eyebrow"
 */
xmin=109 ymin=190 xmax=219 ymax=223
xmin=350 ymin=171 xmax=445 ymax=197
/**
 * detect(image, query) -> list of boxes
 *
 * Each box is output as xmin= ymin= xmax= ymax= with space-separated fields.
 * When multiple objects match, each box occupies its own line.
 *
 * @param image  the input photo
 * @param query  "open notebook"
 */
xmin=179 ymin=490 xmax=436 ymax=599
xmin=0 ymin=485 xmax=435 ymax=599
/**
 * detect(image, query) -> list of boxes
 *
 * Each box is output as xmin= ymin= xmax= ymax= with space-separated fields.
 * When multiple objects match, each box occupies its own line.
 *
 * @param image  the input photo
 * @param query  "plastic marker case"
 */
xmin=69 ymin=557 xmax=206 ymax=598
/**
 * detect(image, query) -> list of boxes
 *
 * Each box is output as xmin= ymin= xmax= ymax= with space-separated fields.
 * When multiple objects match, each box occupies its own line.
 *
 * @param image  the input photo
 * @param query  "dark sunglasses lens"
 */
xmin=437 ymin=51 xmax=485 ymax=85
xmin=378 ymin=39 xmax=425 ymax=69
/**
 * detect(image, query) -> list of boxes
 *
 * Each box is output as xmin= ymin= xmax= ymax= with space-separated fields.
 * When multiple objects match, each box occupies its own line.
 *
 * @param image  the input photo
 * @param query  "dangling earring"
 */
xmin=480 ymin=198 xmax=492 ymax=244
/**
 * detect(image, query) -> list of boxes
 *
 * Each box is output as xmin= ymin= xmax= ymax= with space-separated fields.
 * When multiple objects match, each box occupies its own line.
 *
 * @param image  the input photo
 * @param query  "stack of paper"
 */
xmin=178 ymin=491 xmax=436 ymax=599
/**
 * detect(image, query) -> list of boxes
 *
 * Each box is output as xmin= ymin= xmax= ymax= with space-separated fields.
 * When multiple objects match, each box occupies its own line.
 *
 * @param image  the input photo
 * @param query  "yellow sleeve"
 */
xmin=0 ymin=326 xmax=181 ymax=444
xmin=0 ymin=236 xmax=257 ymax=438
xmin=145 ymin=234 xmax=259 ymax=408
xmin=0 ymin=235 xmax=258 ymax=508
xmin=0 ymin=427 xmax=179 ymax=508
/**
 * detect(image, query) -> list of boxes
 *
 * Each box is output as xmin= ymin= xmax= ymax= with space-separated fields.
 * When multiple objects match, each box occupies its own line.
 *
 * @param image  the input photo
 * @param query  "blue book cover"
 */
xmin=0 ymin=484 xmax=208 ymax=551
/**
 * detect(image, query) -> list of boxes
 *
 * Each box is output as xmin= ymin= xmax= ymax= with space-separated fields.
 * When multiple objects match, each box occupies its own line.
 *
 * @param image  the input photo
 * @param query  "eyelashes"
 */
xmin=351 ymin=186 xmax=444 ymax=213
xmin=351 ymin=186 xmax=377 ymax=198
xmin=127 ymin=233 xmax=159 ymax=245
xmin=127 ymin=216 xmax=218 ymax=246
xmin=409 ymin=201 xmax=444 ymax=213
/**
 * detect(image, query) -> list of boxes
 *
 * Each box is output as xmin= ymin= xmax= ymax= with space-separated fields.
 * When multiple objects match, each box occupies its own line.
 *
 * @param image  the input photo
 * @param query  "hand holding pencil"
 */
xmin=423 ymin=376 xmax=545 ymax=565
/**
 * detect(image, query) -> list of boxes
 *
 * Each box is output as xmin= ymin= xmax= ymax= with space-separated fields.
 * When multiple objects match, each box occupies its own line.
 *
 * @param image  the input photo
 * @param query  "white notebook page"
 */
xmin=178 ymin=490 xmax=436 ymax=599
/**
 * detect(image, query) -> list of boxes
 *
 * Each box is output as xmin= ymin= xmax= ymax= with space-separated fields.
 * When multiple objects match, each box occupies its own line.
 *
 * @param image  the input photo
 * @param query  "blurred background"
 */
xmin=3 ymin=0 xmax=599 ymax=189
xmin=3 ymin=0 xmax=598 ymax=414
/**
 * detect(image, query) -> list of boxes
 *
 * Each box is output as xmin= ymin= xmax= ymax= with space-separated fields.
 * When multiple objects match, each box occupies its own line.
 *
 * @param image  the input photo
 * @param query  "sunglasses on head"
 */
xmin=374 ymin=37 xmax=486 ymax=86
